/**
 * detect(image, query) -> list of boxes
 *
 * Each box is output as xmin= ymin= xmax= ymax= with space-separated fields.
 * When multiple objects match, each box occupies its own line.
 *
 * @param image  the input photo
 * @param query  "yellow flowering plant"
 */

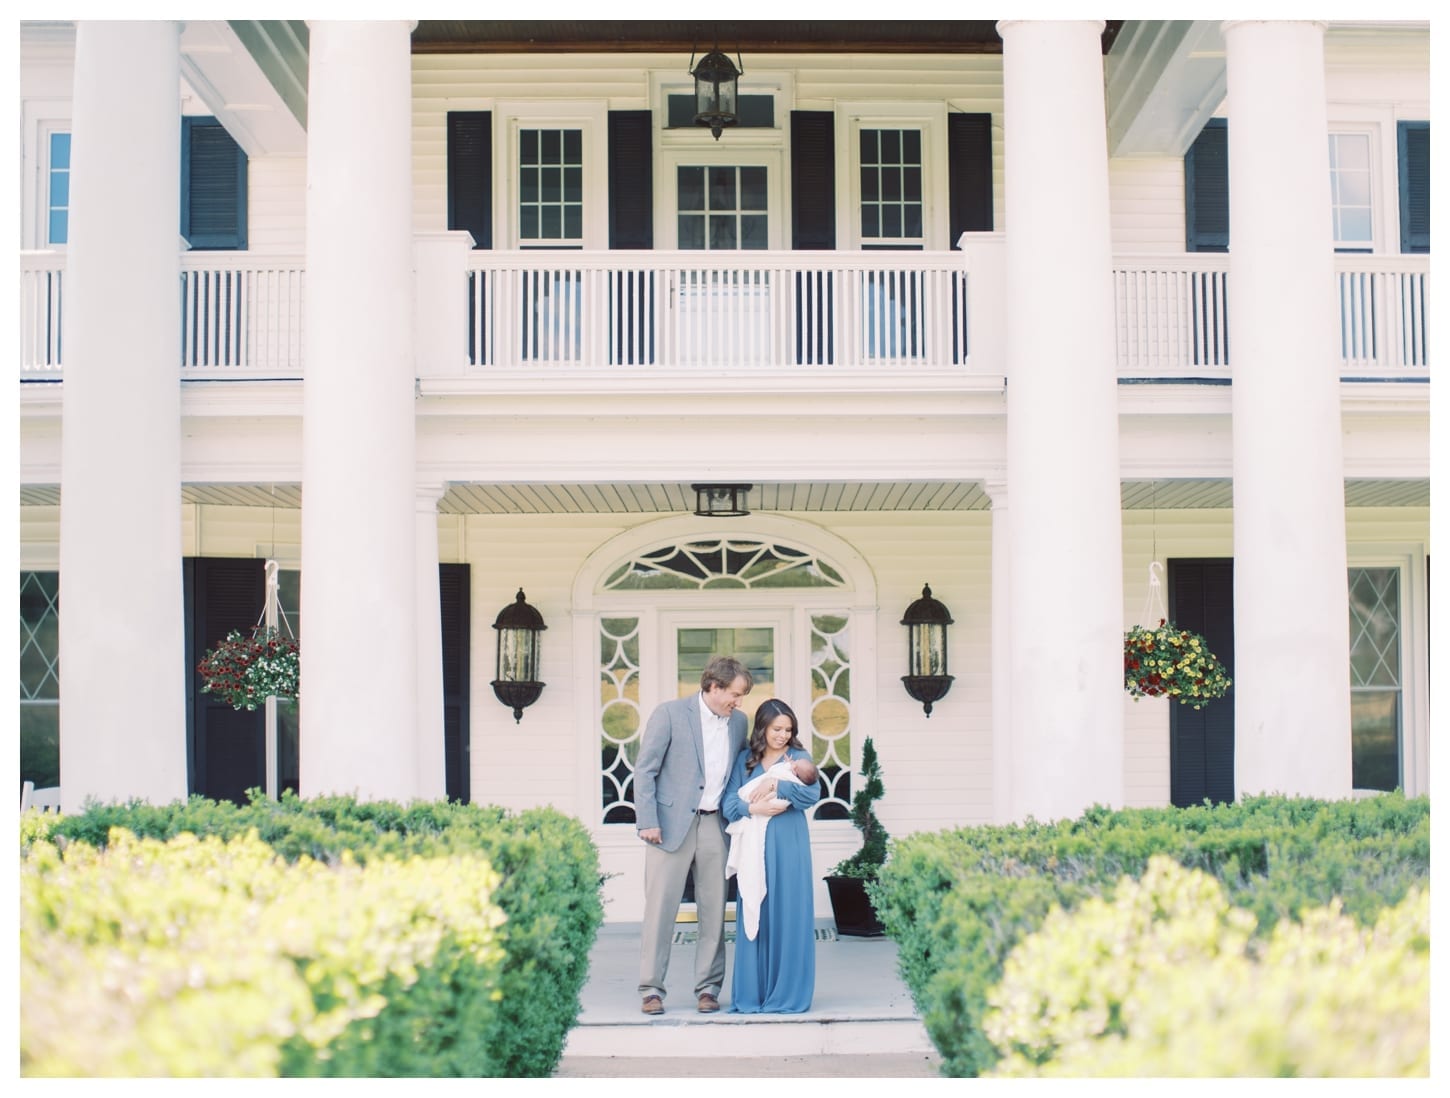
xmin=1123 ymin=618 xmax=1231 ymax=709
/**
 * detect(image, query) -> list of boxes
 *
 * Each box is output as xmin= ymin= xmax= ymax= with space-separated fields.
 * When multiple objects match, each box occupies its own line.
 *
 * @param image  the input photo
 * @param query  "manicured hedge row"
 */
xmin=982 ymin=856 xmax=1429 ymax=1077
xmin=22 ymin=829 xmax=507 ymax=1076
xmin=32 ymin=793 xmax=605 ymax=1078
xmin=870 ymin=793 xmax=1430 ymax=1078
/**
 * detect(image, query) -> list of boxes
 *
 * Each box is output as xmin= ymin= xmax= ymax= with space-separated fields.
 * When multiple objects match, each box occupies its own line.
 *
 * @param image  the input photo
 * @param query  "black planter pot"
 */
xmin=824 ymin=874 xmax=885 ymax=937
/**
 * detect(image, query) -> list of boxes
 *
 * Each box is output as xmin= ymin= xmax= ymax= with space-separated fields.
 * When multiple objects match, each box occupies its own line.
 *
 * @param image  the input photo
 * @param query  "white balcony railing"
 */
xmin=19 ymin=247 xmax=1430 ymax=381
xmin=461 ymin=250 xmax=971 ymax=370
xmin=1113 ymin=252 xmax=1431 ymax=379
xmin=19 ymin=250 xmax=305 ymax=378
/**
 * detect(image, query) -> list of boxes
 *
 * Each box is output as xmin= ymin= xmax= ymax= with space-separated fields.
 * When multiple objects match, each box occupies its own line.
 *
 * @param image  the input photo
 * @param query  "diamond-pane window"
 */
xmin=1348 ymin=567 xmax=1402 ymax=792
xmin=20 ymin=571 xmax=60 ymax=700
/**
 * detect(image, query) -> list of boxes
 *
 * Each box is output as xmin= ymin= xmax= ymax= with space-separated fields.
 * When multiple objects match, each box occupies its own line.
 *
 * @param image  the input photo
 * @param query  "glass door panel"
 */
xmin=675 ymin=625 xmax=776 ymax=728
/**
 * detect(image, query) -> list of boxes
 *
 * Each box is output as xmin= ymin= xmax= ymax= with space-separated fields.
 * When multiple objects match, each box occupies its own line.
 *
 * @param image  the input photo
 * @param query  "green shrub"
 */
xmin=21 ymin=828 xmax=507 ymax=1077
xmin=872 ymin=793 xmax=1430 ymax=1077
xmin=983 ymin=857 xmax=1429 ymax=1077
xmin=40 ymin=793 xmax=605 ymax=1077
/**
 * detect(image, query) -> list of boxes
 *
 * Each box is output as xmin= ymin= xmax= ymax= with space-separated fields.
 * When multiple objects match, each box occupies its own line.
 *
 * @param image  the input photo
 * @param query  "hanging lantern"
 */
xmin=491 ymin=588 xmax=546 ymax=722
xmin=901 ymin=583 xmax=954 ymax=717
xmin=691 ymin=483 xmax=752 ymax=517
xmin=689 ymin=45 xmax=743 ymax=140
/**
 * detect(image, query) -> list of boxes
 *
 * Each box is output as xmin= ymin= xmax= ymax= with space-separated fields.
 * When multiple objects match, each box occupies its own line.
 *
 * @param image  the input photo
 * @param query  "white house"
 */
xmin=17 ymin=19 xmax=1430 ymax=921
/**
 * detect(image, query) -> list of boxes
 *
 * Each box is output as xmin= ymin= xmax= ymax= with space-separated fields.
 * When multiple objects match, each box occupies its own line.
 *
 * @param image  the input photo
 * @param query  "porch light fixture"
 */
xmin=691 ymin=483 xmax=752 ymax=517
xmin=689 ymin=44 xmax=743 ymax=140
xmin=901 ymin=583 xmax=954 ymax=717
xmin=491 ymin=589 xmax=546 ymax=722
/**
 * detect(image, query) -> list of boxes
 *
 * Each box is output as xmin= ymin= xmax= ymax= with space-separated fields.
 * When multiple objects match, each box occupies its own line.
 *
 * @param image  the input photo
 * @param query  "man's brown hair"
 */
xmin=700 ymin=655 xmax=753 ymax=693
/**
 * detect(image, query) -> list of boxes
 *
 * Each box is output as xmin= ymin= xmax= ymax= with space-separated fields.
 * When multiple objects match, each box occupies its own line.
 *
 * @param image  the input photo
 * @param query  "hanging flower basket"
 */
xmin=1124 ymin=618 xmax=1232 ymax=709
xmin=198 ymin=626 xmax=300 ymax=711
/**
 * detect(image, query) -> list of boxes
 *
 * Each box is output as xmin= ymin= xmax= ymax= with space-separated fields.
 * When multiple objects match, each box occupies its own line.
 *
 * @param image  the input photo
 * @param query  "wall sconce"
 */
xmin=901 ymin=583 xmax=954 ymax=717
xmin=689 ymin=44 xmax=743 ymax=140
xmin=691 ymin=483 xmax=752 ymax=517
xmin=491 ymin=588 xmax=546 ymax=722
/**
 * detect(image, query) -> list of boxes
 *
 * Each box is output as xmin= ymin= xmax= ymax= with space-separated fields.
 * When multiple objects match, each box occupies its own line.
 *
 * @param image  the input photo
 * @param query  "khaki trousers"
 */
xmin=638 ymin=813 xmax=727 ymax=1002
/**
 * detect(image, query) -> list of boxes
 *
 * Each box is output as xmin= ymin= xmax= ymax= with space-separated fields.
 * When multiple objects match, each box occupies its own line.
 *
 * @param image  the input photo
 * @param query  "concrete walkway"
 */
xmin=554 ymin=919 xmax=944 ymax=1079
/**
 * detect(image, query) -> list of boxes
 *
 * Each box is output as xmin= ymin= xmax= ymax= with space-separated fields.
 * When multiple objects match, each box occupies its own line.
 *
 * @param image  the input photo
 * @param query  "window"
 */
xmin=518 ymin=128 xmax=583 ymax=246
xmin=19 ymin=572 xmax=60 ymax=790
xmin=46 ymin=132 xmax=70 ymax=246
xmin=181 ymin=117 xmax=248 ymax=250
xmin=860 ymin=128 xmax=924 ymax=248
xmin=677 ymin=165 xmax=768 ymax=250
xmin=1328 ymin=132 xmax=1374 ymax=252
xmin=666 ymin=93 xmax=775 ymax=130
xmin=1348 ymin=567 xmax=1402 ymax=791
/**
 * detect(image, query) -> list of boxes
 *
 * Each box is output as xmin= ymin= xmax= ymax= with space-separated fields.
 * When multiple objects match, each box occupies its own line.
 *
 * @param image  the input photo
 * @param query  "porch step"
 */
xmin=562 ymin=1010 xmax=936 ymax=1059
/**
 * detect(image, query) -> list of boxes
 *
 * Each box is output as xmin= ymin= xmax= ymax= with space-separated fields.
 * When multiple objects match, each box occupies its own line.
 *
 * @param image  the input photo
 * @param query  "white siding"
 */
xmin=1109 ymin=157 xmax=1185 ymax=253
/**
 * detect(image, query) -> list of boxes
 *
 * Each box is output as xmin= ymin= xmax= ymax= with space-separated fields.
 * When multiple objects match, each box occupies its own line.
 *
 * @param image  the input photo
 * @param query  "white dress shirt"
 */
xmin=695 ymin=692 xmax=733 ymax=811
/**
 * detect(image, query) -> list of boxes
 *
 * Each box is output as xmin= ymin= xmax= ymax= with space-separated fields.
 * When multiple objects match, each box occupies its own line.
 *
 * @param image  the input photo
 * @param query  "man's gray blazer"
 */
xmin=635 ymin=693 xmax=749 ymax=852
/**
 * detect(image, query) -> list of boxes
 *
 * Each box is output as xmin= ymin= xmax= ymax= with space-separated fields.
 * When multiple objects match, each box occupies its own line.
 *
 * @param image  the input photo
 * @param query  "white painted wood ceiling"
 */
xmin=18 ymin=479 xmax=1431 ymax=512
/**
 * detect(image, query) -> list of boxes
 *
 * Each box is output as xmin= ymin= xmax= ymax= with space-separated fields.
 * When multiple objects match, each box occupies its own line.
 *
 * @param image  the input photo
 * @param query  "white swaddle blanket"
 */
xmin=725 ymin=760 xmax=805 ymax=941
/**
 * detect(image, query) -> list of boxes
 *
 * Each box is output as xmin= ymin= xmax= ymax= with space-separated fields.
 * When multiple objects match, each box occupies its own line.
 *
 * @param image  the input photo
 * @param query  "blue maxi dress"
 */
xmin=722 ymin=746 xmax=821 ymax=1014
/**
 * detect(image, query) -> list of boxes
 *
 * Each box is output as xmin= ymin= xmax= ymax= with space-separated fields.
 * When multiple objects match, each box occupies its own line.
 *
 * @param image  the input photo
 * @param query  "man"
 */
xmin=635 ymin=655 xmax=753 ymax=1016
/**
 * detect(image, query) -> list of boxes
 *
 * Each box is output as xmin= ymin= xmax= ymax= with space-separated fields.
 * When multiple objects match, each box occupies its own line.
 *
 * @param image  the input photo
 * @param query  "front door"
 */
xmin=665 ymin=614 xmax=788 ymax=908
xmin=1167 ymin=558 xmax=1236 ymax=807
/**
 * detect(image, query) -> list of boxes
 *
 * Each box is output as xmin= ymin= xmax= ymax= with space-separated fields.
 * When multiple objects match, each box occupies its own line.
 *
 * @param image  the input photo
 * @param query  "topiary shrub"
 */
xmin=35 ymin=793 xmax=604 ymax=1077
xmin=982 ymin=856 xmax=1429 ymax=1077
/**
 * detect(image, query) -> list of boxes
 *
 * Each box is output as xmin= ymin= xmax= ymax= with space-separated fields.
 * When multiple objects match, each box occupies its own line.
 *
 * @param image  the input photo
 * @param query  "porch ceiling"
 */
xmin=17 ymin=479 xmax=1431 ymax=513
xmin=407 ymin=21 xmax=1126 ymax=54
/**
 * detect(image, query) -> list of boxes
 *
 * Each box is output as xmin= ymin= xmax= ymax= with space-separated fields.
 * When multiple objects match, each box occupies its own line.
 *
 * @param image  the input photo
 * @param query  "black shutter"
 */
xmin=1398 ymin=121 xmax=1430 ymax=254
xmin=1185 ymin=118 xmax=1229 ymax=252
xmin=184 ymin=557 xmax=266 ymax=805
xmin=948 ymin=112 xmax=994 ymax=243
xmin=181 ymin=117 xmax=248 ymax=250
xmin=447 ymin=111 xmax=493 ymax=249
xmin=608 ymin=110 xmax=654 ymax=250
xmin=791 ymin=110 xmax=836 ymax=250
xmin=1167 ymin=559 xmax=1236 ymax=807
xmin=440 ymin=563 xmax=472 ymax=803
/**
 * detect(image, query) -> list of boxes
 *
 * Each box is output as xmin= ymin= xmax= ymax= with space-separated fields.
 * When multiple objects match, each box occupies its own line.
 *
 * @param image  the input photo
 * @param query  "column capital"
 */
xmin=997 ymin=19 xmax=1106 ymax=39
xmin=416 ymin=481 xmax=449 ymax=510
xmin=1222 ymin=19 xmax=1328 ymax=36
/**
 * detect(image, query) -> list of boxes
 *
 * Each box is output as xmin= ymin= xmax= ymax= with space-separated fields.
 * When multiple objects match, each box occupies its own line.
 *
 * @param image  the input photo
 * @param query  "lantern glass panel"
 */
xmin=908 ymin=623 xmax=947 ymax=677
xmin=497 ymin=628 xmax=539 ymax=682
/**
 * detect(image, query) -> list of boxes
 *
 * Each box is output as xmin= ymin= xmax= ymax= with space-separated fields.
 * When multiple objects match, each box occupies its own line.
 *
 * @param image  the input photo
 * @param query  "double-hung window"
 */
xmin=859 ymin=127 xmax=924 ymax=249
xmin=518 ymin=127 xmax=584 ymax=247
xmin=1328 ymin=131 xmax=1374 ymax=252
xmin=46 ymin=132 xmax=70 ymax=246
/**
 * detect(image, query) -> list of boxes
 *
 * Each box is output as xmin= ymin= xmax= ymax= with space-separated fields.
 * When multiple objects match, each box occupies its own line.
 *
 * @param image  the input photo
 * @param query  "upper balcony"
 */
xmin=18 ymin=243 xmax=1430 ymax=386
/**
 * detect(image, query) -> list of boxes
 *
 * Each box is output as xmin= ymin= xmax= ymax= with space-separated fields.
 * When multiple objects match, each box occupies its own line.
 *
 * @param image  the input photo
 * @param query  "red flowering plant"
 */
xmin=197 ymin=626 xmax=300 ymax=711
xmin=1124 ymin=618 xmax=1231 ymax=709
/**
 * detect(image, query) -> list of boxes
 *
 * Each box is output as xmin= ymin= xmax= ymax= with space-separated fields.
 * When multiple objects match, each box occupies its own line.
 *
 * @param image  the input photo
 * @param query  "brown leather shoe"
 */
xmin=697 ymin=993 xmax=720 ymax=1014
xmin=641 ymin=995 xmax=664 ymax=1015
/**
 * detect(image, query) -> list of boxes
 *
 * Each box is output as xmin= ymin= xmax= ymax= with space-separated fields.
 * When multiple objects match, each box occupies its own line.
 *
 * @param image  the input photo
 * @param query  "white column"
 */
xmin=300 ymin=21 xmax=419 ymax=800
xmin=57 ymin=22 xmax=187 ymax=812
xmin=984 ymin=479 xmax=1013 ymax=824
xmin=415 ymin=482 xmax=448 ymax=801
xmin=1224 ymin=21 xmax=1352 ymax=798
xmin=998 ymin=20 xmax=1124 ymax=822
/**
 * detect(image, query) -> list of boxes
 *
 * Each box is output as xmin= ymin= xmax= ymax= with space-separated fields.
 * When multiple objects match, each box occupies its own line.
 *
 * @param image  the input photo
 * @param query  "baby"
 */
xmin=726 ymin=755 xmax=820 ymax=941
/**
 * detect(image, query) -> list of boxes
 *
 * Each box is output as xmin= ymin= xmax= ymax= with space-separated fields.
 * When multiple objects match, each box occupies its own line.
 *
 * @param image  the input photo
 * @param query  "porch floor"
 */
xmin=554 ymin=918 xmax=942 ymax=1079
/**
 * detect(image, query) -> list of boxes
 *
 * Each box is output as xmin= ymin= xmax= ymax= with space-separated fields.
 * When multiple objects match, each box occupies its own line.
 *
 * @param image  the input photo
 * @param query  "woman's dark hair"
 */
xmin=747 ymin=698 xmax=804 ymax=772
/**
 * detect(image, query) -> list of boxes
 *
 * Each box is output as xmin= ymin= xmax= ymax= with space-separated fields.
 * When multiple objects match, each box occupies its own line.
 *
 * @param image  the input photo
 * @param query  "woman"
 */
xmin=722 ymin=698 xmax=821 ymax=1013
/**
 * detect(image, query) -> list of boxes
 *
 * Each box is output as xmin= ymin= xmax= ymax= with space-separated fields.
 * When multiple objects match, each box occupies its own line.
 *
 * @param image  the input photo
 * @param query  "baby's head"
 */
xmin=789 ymin=757 xmax=819 ymax=784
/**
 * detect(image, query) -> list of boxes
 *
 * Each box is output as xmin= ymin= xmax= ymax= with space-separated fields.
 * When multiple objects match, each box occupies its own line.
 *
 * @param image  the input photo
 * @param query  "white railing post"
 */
xmin=957 ymin=231 xmax=1007 ymax=374
xmin=414 ymin=231 xmax=476 ymax=378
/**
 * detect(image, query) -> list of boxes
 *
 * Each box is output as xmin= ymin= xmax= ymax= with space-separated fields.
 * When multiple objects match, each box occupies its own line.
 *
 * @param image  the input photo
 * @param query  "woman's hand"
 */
xmin=747 ymin=780 xmax=779 ymax=804
xmin=751 ymin=798 xmax=787 ymax=817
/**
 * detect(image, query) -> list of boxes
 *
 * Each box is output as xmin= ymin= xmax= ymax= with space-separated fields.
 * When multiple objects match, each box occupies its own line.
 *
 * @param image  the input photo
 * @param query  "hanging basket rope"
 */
xmin=197 ymin=561 xmax=300 ymax=711
xmin=1124 ymin=562 xmax=1232 ymax=709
